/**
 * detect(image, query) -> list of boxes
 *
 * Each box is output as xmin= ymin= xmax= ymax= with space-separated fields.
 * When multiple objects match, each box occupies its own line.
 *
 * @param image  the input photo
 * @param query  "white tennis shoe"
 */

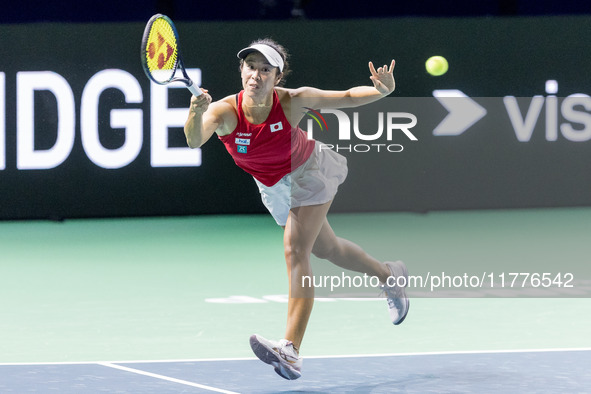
xmin=249 ymin=334 xmax=302 ymax=380
xmin=381 ymin=260 xmax=410 ymax=325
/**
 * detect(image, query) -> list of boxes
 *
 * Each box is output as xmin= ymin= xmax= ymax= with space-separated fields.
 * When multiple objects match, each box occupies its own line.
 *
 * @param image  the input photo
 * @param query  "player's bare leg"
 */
xmin=311 ymin=218 xmax=409 ymax=324
xmin=311 ymin=218 xmax=391 ymax=282
xmin=283 ymin=201 xmax=333 ymax=350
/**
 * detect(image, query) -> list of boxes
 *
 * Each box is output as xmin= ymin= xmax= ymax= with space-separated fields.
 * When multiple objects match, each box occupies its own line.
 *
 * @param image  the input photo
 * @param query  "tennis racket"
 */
xmin=141 ymin=14 xmax=202 ymax=96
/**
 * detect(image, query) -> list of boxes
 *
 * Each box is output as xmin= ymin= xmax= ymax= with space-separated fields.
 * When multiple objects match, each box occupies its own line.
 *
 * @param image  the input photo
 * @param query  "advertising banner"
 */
xmin=1 ymin=16 xmax=590 ymax=219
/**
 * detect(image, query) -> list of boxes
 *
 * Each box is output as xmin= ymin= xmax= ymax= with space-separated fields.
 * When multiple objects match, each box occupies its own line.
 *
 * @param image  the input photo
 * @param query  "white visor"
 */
xmin=237 ymin=44 xmax=284 ymax=72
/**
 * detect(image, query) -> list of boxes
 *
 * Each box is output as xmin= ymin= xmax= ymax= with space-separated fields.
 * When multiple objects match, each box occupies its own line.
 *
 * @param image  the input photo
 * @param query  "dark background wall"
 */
xmin=1 ymin=4 xmax=591 ymax=220
xmin=1 ymin=0 xmax=590 ymax=23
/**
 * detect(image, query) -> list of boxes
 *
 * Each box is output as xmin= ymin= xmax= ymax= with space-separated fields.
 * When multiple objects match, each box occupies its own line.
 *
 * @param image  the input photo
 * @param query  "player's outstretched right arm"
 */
xmin=184 ymin=90 xmax=215 ymax=148
xmin=184 ymin=92 xmax=237 ymax=148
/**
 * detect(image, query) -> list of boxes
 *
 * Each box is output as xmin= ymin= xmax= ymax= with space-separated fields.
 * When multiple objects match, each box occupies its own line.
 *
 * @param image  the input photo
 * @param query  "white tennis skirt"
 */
xmin=254 ymin=142 xmax=348 ymax=226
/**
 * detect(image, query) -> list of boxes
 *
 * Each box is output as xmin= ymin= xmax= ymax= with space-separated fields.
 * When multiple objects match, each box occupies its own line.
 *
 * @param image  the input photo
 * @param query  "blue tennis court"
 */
xmin=2 ymin=349 xmax=590 ymax=393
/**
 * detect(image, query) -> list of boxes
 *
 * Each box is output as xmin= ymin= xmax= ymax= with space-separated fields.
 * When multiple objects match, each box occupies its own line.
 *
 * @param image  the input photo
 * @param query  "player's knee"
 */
xmin=284 ymin=242 xmax=311 ymax=266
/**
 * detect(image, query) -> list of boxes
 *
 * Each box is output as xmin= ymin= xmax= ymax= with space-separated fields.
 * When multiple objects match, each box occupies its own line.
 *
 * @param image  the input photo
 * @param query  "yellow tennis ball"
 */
xmin=425 ymin=56 xmax=448 ymax=76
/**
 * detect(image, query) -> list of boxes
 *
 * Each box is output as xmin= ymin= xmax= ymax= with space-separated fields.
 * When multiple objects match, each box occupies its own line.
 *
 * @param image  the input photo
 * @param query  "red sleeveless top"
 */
xmin=219 ymin=90 xmax=315 ymax=187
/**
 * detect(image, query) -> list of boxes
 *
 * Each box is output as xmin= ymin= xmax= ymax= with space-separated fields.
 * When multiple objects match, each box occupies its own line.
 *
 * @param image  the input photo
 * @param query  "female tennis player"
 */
xmin=184 ymin=38 xmax=409 ymax=380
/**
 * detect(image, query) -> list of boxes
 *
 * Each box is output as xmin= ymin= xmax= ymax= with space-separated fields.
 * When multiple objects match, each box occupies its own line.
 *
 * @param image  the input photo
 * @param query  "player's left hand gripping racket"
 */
xmin=141 ymin=14 xmax=202 ymax=96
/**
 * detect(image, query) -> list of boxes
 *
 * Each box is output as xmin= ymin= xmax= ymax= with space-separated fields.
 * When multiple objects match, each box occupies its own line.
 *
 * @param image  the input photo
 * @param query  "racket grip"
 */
xmin=186 ymin=83 xmax=203 ymax=97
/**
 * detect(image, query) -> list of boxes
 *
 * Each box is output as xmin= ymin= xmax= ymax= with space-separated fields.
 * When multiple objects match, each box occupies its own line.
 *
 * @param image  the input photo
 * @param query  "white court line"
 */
xmin=97 ymin=362 xmax=239 ymax=394
xmin=303 ymin=347 xmax=591 ymax=360
xmin=1 ymin=347 xmax=590 ymax=366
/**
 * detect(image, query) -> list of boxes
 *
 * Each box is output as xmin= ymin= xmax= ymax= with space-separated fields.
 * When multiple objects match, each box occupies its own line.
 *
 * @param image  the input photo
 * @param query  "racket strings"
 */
xmin=145 ymin=18 xmax=178 ymax=81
